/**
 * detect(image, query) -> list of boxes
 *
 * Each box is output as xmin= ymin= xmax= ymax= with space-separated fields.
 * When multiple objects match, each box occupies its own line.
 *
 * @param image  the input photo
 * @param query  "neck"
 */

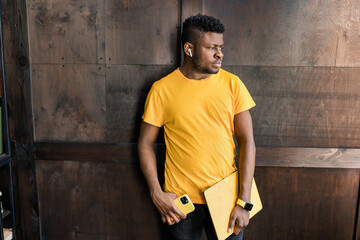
xmin=179 ymin=60 xmax=210 ymax=80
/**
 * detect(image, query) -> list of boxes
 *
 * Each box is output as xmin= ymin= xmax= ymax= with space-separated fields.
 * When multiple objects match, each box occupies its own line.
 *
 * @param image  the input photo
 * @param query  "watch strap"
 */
xmin=236 ymin=198 xmax=246 ymax=208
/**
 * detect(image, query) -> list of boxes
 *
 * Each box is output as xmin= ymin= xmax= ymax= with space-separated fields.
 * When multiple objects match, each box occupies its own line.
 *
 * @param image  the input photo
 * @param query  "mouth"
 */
xmin=213 ymin=62 xmax=222 ymax=68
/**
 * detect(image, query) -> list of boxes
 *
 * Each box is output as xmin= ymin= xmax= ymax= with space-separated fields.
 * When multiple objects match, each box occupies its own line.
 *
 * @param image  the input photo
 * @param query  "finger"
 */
xmin=166 ymin=216 xmax=175 ymax=225
xmin=169 ymin=211 xmax=181 ymax=223
xmin=161 ymin=215 xmax=166 ymax=223
xmin=228 ymin=216 xmax=236 ymax=233
xmin=173 ymin=207 xmax=185 ymax=220
xmin=233 ymin=223 xmax=241 ymax=235
xmin=234 ymin=220 xmax=247 ymax=235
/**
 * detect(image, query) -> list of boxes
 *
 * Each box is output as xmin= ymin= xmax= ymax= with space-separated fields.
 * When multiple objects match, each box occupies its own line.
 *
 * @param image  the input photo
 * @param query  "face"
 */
xmin=192 ymin=32 xmax=224 ymax=74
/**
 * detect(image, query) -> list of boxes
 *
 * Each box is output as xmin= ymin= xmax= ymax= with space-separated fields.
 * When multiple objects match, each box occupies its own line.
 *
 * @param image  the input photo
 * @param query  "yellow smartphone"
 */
xmin=174 ymin=194 xmax=195 ymax=215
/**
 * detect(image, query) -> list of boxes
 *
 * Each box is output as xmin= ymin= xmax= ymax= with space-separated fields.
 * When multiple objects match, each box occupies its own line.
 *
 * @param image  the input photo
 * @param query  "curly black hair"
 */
xmin=182 ymin=14 xmax=225 ymax=45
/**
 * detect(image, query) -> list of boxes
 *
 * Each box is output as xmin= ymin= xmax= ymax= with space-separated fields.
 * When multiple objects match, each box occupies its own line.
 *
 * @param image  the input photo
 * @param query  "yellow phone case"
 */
xmin=174 ymin=194 xmax=195 ymax=215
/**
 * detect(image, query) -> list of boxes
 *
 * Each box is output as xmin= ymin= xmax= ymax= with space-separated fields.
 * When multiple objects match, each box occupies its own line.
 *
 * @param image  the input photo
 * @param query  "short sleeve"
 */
xmin=142 ymin=84 xmax=165 ymax=127
xmin=234 ymin=77 xmax=256 ymax=114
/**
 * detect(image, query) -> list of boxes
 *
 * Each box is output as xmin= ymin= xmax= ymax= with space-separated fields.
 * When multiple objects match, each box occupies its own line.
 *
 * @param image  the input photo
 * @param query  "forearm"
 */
xmin=138 ymin=142 xmax=163 ymax=196
xmin=237 ymin=139 xmax=256 ymax=202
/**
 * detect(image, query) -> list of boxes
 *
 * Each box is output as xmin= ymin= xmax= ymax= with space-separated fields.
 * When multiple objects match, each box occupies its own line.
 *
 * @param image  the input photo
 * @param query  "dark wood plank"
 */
xmin=182 ymin=0 xmax=360 ymax=67
xmin=35 ymin=142 xmax=360 ymax=169
xmin=1 ymin=1 xmax=16 ymax=66
xmin=32 ymin=64 xmax=106 ymax=141
xmin=36 ymin=160 xmax=108 ymax=240
xmin=335 ymin=1 xmax=360 ymax=67
xmin=182 ymin=0 xmax=204 ymax=18
xmin=105 ymin=64 xmax=174 ymax=143
xmin=246 ymin=167 xmax=359 ymax=240
xmin=106 ymin=161 xmax=164 ymax=239
xmin=5 ymin=0 xmax=41 ymax=239
xmin=36 ymin=159 xmax=165 ymax=240
xmin=34 ymin=142 xmax=166 ymax=165
xmin=104 ymin=0 xmax=180 ymax=65
xmin=223 ymin=66 xmax=360 ymax=148
xmin=256 ymin=147 xmax=360 ymax=168
xmin=27 ymin=0 xmax=105 ymax=64
xmin=34 ymin=142 xmax=138 ymax=162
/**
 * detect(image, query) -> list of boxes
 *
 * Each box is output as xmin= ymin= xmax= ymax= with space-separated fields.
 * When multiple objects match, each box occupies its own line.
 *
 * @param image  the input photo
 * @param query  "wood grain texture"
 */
xmin=36 ymin=160 xmax=108 ymax=240
xmin=32 ymin=64 xmax=106 ymax=141
xmin=247 ymin=167 xmax=359 ymax=240
xmin=105 ymin=65 xmax=174 ymax=142
xmin=223 ymin=66 xmax=360 ymax=148
xmin=27 ymin=0 xmax=105 ymax=64
xmin=36 ymin=159 xmax=164 ymax=240
xmin=4 ymin=0 xmax=41 ymax=239
xmin=182 ymin=0 xmax=360 ymax=67
xmin=35 ymin=142 xmax=360 ymax=169
xmin=256 ymin=147 xmax=360 ymax=168
xmin=104 ymin=0 xmax=180 ymax=65
xmin=1 ymin=0 xmax=15 ymax=66
xmin=181 ymin=0 xmax=204 ymax=18
xmin=335 ymin=0 xmax=360 ymax=67
xmin=106 ymin=161 xmax=165 ymax=240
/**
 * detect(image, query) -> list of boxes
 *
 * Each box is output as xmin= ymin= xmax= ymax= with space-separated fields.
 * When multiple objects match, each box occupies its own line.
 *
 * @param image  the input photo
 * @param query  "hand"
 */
xmin=228 ymin=205 xmax=249 ymax=235
xmin=151 ymin=190 xmax=187 ymax=225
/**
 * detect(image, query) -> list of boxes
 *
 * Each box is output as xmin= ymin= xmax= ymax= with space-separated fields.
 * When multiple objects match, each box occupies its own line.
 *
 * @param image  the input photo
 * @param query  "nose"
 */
xmin=215 ymin=48 xmax=224 ymax=59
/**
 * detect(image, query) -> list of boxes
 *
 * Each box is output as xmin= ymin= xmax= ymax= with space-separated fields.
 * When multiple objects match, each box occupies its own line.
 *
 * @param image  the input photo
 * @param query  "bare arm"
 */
xmin=138 ymin=121 xmax=185 ymax=225
xmin=228 ymin=110 xmax=256 ymax=234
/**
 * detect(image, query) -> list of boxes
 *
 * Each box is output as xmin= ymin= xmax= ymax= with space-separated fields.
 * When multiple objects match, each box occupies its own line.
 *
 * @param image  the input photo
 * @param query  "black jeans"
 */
xmin=166 ymin=204 xmax=244 ymax=240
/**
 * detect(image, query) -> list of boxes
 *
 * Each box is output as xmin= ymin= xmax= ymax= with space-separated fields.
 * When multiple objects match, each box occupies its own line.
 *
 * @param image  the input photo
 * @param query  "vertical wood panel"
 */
xmin=1 ymin=1 xmax=15 ymax=66
xmin=5 ymin=0 xmax=40 ymax=239
xmin=104 ymin=0 xmax=180 ymax=65
xmin=36 ymin=159 xmax=165 ymax=240
xmin=246 ymin=167 xmax=359 ymax=240
xmin=27 ymin=0 xmax=105 ymax=64
xmin=36 ymin=160 xmax=108 ymax=240
xmin=105 ymin=65 xmax=173 ymax=142
xmin=106 ymin=161 xmax=164 ymax=240
xmin=32 ymin=64 xmax=106 ymax=141
xmin=335 ymin=1 xmax=360 ymax=66
xmin=181 ymin=0 xmax=204 ymax=20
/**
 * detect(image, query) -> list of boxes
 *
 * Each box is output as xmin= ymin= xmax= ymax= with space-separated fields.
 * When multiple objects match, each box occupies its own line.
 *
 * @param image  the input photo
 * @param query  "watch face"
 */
xmin=245 ymin=202 xmax=254 ymax=211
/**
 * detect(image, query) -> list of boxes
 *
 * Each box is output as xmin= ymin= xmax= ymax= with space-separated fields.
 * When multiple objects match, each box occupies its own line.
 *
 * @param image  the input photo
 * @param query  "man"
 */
xmin=138 ymin=14 xmax=256 ymax=240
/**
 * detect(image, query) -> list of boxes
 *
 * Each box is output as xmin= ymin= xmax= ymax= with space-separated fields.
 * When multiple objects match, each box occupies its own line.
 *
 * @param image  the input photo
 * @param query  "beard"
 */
xmin=192 ymin=51 xmax=220 ymax=75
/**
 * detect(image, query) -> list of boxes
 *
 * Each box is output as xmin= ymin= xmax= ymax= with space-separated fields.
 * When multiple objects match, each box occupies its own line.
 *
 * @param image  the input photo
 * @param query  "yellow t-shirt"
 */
xmin=142 ymin=68 xmax=256 ymax=204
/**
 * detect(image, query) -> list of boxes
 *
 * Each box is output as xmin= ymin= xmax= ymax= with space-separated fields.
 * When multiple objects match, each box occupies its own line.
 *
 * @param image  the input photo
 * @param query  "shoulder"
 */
xmin=217 ymin=68 xmax=241 ymax=82
xmin=216 ymin=68 xmax=244 ymax=89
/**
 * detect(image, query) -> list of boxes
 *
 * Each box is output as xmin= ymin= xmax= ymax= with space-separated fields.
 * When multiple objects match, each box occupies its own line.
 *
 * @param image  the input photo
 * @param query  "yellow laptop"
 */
xmin=204 ymin=171 xmax=262 ymax=240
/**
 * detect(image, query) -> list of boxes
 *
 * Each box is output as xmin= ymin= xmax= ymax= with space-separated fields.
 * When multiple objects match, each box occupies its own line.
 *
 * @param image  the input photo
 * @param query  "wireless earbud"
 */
xmin=188 ymin=49 xmax=193 ymax=57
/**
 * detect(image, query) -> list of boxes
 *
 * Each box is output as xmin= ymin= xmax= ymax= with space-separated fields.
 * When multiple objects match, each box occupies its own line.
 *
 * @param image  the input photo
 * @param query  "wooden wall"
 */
xmin=3 ymin=0 xmax=360 ymax=239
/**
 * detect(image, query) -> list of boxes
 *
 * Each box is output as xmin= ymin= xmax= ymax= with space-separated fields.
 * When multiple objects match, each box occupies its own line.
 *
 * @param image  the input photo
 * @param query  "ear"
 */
xmin=184 ymin=42 xmax=193 ymax=57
